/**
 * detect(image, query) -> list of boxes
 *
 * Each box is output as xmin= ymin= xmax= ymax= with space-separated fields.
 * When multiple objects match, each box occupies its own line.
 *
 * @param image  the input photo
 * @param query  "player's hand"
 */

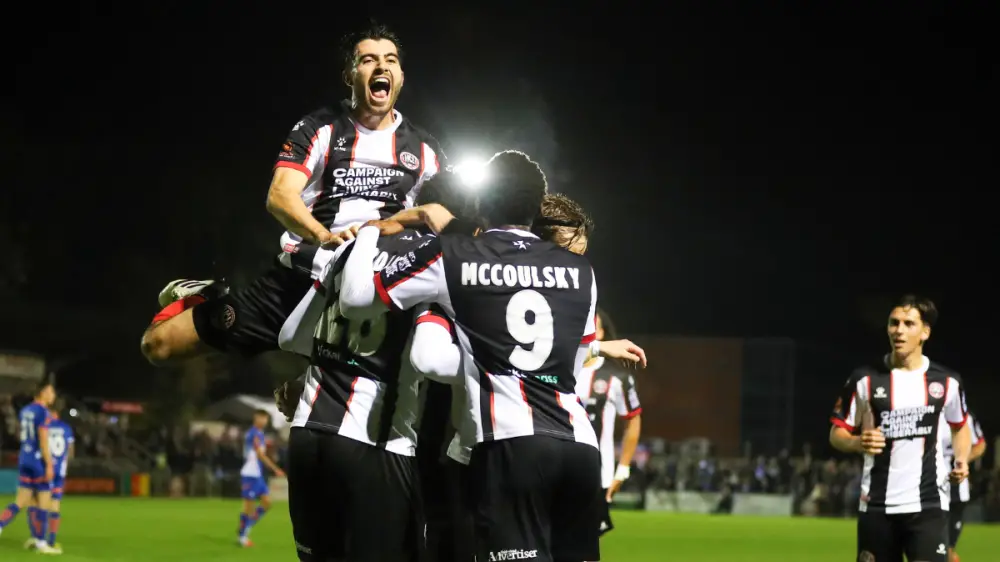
xmin=950 ymin=460 xmax=969 ymax=483
xmin=320 ymin=225 xmax=360 ymax=248
xmin=274 ymin=378 xmax=304 ymax=422
xmin=275 ymin=468 xmax=287 ymax=479
xmin=362 ymin=219 xmax=405 ymax=236
xmin=600 ymin=339 xmax=648 ymax=368
xmin=45 ymin=464 xmax=54 ymax=482
xmin=859 ymin=428 xmax=886 ymax=455
xmin=606 ymin=480 xmax=623 ymax=502
xmin=417 ymin=204 xmax=456 ymax=233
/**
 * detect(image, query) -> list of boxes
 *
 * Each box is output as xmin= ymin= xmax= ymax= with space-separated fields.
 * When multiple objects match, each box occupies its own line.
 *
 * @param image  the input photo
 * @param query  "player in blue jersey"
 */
xmin=28 ymin=410 xmax=73 ymax=554
xmin=238 ymin=410 xmax=285 ymax=547
xmin=0 ymin=381 xmax=59 ymax=554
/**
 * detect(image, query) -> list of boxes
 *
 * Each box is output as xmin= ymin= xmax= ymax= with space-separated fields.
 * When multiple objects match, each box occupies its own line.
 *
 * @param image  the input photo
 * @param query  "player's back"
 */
xmin=438 ymin=228 xmax=597 ymax=445
xmin=17 ymin=402 xmax=50 ymax=462
xmin=294 ymin=228 xmax=432 ymax=454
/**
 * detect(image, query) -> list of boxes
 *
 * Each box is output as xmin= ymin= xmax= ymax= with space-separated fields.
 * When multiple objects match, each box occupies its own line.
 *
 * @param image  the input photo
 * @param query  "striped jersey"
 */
xmin=830 ymin=355 xmax=968 ymax=514
xmin=940 ymin=411 xmax=985 ymax=503
xmin=576 ymin=357 xmax=642 ymax=488
xmin=273 ymin=100 xmax=444 ymax=252
xmin=291 ymin=229 xmax=433 ymax=456
xmin=373 ymin=228 xmax=599 ymax=448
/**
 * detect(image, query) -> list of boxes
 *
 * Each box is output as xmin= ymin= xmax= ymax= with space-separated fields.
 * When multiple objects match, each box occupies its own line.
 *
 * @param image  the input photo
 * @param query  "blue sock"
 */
xmin=47 ymin=512 xmax=60 ymax=546
xmin=253 ymin=505 xmax=268 ymax=523
xmin=0 ymin=504 xmax=20 ymax=528
xmin=239 ymin=513 xmax=250 ymax=538
xmin=35 ymin=510 xmax=48 ymax=543
xmin=27 ymin=506 xmax=40 ymax=538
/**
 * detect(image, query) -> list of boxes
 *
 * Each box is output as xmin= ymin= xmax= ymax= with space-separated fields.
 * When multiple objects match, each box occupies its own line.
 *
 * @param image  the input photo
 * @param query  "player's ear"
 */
xmin=343 ymin=68 xmax=354 ymax=88
xmin=921 ymin=325 xmax=930 ymax=343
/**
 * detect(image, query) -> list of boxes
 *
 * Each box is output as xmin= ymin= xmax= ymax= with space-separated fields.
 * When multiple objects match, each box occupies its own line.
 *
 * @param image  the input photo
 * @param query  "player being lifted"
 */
xmin=140 ymin=21 xmax=443 ymax=366
xmin=25 ymin=407 xmax=73 ymax=554
xmin=238 ymin=410 xmax=284 ymax=548
xmin=576 ymin=308 xmax=643 ymax=537
xmin=829 ymin=295 xmax=971 ymax=562
xmin=0 ymin=381 xmax=59 ymax=554
xmin=939 ymin=410 xmax=986 ymax=562
xmin=338 ymin=151 xmax=618 ymax=562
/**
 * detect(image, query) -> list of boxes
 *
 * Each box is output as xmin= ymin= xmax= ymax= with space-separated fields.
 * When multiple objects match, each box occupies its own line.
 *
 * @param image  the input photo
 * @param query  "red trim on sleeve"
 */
xmin=374 ymin=273 xmax=393 ymax=309
xmin=275 ymin=161 xmax=312 ymax=178
xmin=831 ymin=417 xmax=855 ymax=432
xmin=416 ymin=313 xmax=452 ymax=334
xmin=581 ymin=333 xmax=596 ymax=345
xmin=620 ymin=407 xmax=642 ymax=420
xmin=948 ymin=413 xmax=968 ymax=430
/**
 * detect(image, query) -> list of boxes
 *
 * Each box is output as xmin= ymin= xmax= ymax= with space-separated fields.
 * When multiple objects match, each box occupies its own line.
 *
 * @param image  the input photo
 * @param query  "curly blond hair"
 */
xmin=532 ymin=193 xmax=594 ymax=250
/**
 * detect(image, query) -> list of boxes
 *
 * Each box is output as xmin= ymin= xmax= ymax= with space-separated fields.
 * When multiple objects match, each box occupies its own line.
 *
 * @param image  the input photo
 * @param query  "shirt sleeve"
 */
xmin=580 ymin=268 xmax=598 ymax=345
xmin=406 ymin=134 xmax=447 ymax=207
xmin=278 ymin=242 xmax=353 ymax=355
xmin=374 ymin=235 xmax=445 ymax=312
xmin=968 ymin=413 xmax=985 ymax=445
xmin=613 ymin=373 xmax=642 ymax=419
xmin=274 ymin=114 xmax=332 ymax=179
xmin=944 ymin=375 xmax=968 ymax=429
xmin=410 ymin=308 xmax=461 ymax=383
xmin=830 ymin=370 xmax=868 ymax=433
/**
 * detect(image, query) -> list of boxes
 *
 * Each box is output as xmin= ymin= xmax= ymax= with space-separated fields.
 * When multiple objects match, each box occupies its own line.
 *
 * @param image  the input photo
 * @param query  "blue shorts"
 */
xmin=18 ymin=462 xmax=51 ymax=493
xmin=51 ymin=477 xmax=65 ymax=500
xmin=241 ymin=476 xmax=269 ymax=500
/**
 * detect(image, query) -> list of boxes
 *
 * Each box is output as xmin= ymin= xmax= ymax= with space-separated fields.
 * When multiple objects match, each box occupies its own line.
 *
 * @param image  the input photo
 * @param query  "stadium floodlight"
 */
xmin=453 ymin=156 xmax=489 ymax=189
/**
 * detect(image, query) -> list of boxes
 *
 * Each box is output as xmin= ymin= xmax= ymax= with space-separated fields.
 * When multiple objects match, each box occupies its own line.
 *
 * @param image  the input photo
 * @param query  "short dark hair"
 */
xmin=478 ymin=150 xmax=547 ymax=228
xmin=532 ymin=193 xmax=593 ymax=249
xmin=596 ymin=307 xmax=618 ymax=340
xmin=893 ymin=294 xmax=939 ymax=327
xmin=340 ymin=21 xmax=403 ymax=74
xmin=415 ymin=170 xmax=478 ymax=224
xmin=254 ymin=409 xmax=270 ymax=418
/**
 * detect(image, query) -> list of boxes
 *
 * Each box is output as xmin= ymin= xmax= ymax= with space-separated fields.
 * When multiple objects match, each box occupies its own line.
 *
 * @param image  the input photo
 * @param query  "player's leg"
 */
xmin=467 ymin=438 xmax=553 ymax=562
xmin=238 ymin=478 xmax=260 ymax=546
xmin=45 ymin=493 xmax=62 ymax=554
xmin=446 ymin=458 xmax=475 ymax=562
xmin=0 ymin=466 xmax=45 ymax=535
xmin=902 ymin=509 xmax=949 ymax=562
xmin=142 ymin=264 xmax=312 ymax=365
xmin=288 ymin=428 xmax=349 ymax=561
xmin=551 ymin=441 xmax=603 ymax=562
xmin=856 ymin=511 xmax=903 ymax=562
xmin=947 ymin=502 xmax=965 ymax=562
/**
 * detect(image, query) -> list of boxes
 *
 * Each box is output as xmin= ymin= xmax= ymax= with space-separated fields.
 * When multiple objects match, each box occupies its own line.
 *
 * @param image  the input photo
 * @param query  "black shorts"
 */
xmin=857 ymin=509 xmax=948 ymax=562
xmin=599 ymin=489 xmax=614 ymax=536
xmin=287 ymin=427 xmax=421 ymax=562
xmin=467 ymin=436 xmax=603 ymax=562
xmin=421 ymin=457 xmax=474 ymax=562
xmin=192 ymin=260 xmax=313 ymax=357
xmin=948 ymin=502 xmax=965 ymax=548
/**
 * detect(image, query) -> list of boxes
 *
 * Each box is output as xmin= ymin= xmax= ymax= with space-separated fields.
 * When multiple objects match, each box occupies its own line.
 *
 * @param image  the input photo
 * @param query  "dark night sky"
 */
xmin=4 ymin=4 xmax=995 ymax=433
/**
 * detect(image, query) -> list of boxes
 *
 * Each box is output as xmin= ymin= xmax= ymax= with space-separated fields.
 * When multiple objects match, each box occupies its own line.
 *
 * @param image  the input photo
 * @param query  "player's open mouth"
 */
xmin=370 ymin=76 xmax=391 ymax=101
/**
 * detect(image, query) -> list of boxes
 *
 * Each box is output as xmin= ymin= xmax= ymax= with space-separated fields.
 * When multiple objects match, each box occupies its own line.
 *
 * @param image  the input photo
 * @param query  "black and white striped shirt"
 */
xmin=940 ymin=411 xmax=985 ymax=503
xmin=576 ymin=358 xmax=642 ymax=488
xmin=831 ymin=355 xmax=968 ymax=514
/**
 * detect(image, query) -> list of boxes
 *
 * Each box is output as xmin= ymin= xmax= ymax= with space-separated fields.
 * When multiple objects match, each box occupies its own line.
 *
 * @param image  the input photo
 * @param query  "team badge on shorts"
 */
xmin=399 ymin=151 xmax=420 ymax=170
xmin=217 ymin=304 xmax=236 ymax=330
xmin=928 ymin=382 xmax=945 ymax=399
xmin=858 ymin=550 xmax=875 ymax=562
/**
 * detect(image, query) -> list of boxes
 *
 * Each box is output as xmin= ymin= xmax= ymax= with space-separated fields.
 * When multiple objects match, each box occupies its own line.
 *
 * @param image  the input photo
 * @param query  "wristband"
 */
xmin=614 ymin=464 xmax=631 ymax=481
xmin=588 ymin=339 xmax=601 ymax=360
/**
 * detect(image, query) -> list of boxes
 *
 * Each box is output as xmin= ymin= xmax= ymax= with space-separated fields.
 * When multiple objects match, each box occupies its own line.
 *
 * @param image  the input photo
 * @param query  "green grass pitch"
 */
xmin=0 ymin=497 xmax=997 ymax=560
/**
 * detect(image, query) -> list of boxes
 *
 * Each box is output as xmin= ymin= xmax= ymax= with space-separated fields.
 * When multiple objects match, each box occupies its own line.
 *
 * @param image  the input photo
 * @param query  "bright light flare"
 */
xmin=453 ymin=157 xmax=489 ymax=189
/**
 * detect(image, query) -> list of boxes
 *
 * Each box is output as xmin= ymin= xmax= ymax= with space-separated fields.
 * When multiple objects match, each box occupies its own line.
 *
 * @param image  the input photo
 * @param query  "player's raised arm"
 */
xmin=340 ymin=225 xmax=444 ymax=320
xmin=266 ymin=116 xmax=335 ymax=246
xmin=409 ymin=307 xmax=461 ymax=383
xmin=278 ymin=242 xmax=355 ymax=355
